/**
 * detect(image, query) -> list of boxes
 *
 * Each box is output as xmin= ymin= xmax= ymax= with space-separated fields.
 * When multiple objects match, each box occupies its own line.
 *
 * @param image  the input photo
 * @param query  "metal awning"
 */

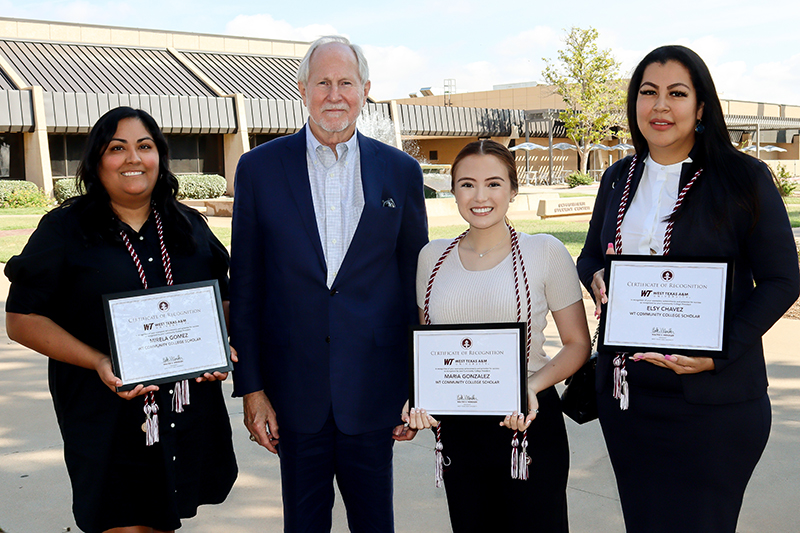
xmin=0 ymin=70 xmax=15 ymax=90
xmin=0 ymin=89 xmax=33 ymax=132
xmin=42 ymin=91 xmax=237 ymax=134
xmin=397 ymin=104 xmax=524 ymax=137
xmin=0 ymin=39 xmax=215 ymax=96
xmin=726 ymin=114 xmax=800 ymax=131
xmin=181 ymin=51 xmax=301 ymax=100
xmin=244 ymin=98 xmax=307 ymax=134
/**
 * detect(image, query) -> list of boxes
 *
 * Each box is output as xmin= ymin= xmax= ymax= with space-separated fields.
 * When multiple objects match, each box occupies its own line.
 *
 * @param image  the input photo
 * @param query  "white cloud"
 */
xmin=361 ymin=44 xmax=427 ymax=100
xmin=674 ymin=35 xmax=729 ymax=66
xmin=225 ymin=14 xmax=338 ymax=42
xmin=496 ymin=26 xmax=559 ymax=56
xmin=715 ymin=54 xmax=800 ymax=105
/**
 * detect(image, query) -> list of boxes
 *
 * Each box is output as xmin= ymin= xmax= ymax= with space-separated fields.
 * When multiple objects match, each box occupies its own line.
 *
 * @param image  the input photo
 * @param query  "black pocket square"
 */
xmin=382 ymin=198 xmax=396 ymax=208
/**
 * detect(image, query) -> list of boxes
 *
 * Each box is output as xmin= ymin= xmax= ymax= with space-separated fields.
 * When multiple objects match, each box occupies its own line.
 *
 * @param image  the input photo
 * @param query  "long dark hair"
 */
xmin=627 ymin=45 xmax=760 ymax=225
xmin=67 ymin=107 xmax=196 ymax=251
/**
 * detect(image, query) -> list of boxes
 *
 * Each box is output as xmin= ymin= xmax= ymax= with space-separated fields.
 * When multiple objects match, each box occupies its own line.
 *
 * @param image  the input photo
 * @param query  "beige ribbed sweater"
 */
xmin=416 ymin=232 xmax=582 ymax=372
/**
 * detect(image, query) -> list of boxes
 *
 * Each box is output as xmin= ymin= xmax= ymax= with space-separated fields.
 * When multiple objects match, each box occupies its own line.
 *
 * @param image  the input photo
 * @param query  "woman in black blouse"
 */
xmin=577 ymin=46 xmax=799 ymax=532
xmin=5 ymin=107 xmax=237 ymax=533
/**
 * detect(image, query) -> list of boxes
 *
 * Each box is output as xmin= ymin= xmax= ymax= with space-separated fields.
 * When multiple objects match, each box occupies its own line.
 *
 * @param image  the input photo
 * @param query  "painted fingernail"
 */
xmin=664 ymin=354 xmax=673 ymax=361
xmin=607 ymin=243 xmax=614 ymax=250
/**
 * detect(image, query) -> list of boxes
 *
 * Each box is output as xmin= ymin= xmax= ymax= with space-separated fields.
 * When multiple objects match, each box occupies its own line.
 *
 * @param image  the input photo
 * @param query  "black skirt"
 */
xmin=597 ymin=357 xmax=770 ymax=533
xmin=436 ymin=386 xmax=569 ymax=533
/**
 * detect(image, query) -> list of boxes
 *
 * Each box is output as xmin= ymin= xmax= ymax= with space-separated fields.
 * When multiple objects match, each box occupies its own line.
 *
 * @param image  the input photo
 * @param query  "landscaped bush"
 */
xmin=54 ymin=177 xmax=84 ymax=204
xmin=0 ymin=180 xmax=50 ymax=208
xmin=773 ymin=164 xmax=797 ymax=198
xmin=565 ymin=172 xmax=594 ymax=188
xmin=53 ymin=174 xmax=227 ymax=203
xmin=176 ymin=174 xmax=227 ymax=200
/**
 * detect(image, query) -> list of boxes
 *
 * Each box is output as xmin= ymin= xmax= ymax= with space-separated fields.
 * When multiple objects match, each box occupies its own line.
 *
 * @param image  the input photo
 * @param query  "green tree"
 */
xmin=542 ymin=27 xmax=626 ymax=175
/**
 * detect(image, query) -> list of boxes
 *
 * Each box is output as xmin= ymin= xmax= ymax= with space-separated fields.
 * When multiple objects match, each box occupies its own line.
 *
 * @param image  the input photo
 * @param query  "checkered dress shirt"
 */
xmin=305 ymin=123 xmax=364 ymax=288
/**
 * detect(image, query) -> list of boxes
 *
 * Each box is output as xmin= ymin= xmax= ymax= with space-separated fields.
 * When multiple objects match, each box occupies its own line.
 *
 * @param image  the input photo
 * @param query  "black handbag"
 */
xmin=560 ymin=326 xmax=599 ymax=424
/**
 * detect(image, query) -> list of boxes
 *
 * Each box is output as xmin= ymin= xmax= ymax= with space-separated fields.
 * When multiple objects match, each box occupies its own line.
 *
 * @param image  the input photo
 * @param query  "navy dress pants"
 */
xmin=278 ymin=410 xmax=395 ymax=533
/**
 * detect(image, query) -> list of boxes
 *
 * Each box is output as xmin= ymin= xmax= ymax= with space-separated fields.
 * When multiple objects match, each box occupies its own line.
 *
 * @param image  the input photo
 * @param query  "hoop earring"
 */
xmin=695 ymin=120 xmax=705 ymax=134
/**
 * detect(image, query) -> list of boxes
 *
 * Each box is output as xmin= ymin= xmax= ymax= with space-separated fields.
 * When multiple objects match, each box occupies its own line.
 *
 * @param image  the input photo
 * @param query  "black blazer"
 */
xmin=577 ymin=152 xmax=799 ymax=404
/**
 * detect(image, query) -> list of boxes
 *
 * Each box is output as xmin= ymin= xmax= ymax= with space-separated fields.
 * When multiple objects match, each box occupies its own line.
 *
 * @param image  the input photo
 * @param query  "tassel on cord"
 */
xmin=510 ymin=431 xmax=519 ymax=479
xmin=518 ymin=430 xmax=529 ymax=480
xmin=172 ymin=379 xmax=190 ymax=413
xmin=434 ymin=425 xmax=449 ymax=488
xmin=620 ymin=376 xmax=630 ymax=410
xmin=144 ymin=391 xmax=160 ymax=446
xmin=613 ymin=355 xmax=629 ymax=411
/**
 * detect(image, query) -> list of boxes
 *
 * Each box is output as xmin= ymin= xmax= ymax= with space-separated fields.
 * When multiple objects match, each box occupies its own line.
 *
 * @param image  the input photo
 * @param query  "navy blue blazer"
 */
xmin=577 ymin=152 xmax=799 ymax=405
xmin=229 ymin=127 xmax=429 ymax=434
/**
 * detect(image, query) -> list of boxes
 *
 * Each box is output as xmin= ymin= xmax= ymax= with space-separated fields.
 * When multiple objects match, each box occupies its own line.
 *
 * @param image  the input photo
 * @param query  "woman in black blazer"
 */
xmin=577 ymin=45 xmax=799 ymax=533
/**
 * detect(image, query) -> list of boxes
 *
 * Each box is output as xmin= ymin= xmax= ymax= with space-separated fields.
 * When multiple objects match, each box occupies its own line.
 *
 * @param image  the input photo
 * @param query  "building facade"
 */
xmin=2 ymin=17 xmax=799 ymax=198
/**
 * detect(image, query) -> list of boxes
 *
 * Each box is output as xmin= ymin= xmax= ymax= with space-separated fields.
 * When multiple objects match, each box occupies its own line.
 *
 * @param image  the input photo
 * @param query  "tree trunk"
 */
xmin=579 ymin=147 xmax=590 ymax=175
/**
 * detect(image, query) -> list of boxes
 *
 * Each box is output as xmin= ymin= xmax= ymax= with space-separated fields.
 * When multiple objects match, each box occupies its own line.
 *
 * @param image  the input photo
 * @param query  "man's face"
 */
xmin=299 ymin=43 xmax=370 ymax=141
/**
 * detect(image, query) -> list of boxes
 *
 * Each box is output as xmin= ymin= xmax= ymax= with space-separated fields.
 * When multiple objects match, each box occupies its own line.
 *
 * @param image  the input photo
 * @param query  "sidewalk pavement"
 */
xmin=2 ymin=192 xmax=800 ymax=532
xmin=2 ymin=267 xmax=799 ymax=532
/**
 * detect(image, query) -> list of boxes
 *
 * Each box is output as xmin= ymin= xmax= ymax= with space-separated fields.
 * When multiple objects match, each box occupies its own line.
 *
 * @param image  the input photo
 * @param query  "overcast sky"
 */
xmin=4 ymin=0 xmax=800 ymax=105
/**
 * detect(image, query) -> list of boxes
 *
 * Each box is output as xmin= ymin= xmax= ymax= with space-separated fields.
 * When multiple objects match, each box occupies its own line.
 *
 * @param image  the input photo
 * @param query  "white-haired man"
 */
xmin=230 ymin=36 xmax=428 ymax=531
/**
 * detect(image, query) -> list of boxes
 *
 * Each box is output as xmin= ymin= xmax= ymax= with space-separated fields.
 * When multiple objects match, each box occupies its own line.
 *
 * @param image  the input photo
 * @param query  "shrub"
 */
xmin=565 ymin=172 xmax=594 ymax=188
xmin=773 ymin=164 xmax=797 ymax=198
xmin=0 ymin=180 xmax=50 ymax=208
xmin=54 ymin=177 xmax=84 ymax=204
xmin=52 ymin=174 xmax=227 ymax=203
xmin=176 ymin=174 xmax=227 ymax=200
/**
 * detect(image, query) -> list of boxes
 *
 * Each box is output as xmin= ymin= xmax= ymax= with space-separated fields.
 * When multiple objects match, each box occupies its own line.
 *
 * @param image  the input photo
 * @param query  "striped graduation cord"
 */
xmin=423 ymin=223 xmax=533 ymax=482
xmin=611 ymin=155 xmax=702 ymax=410
xmin=119 ymin=208 xmax=189 ymax=446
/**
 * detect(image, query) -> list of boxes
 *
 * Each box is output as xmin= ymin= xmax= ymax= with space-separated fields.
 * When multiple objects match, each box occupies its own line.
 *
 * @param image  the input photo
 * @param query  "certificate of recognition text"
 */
xmin=600 ymin=256 xmax=732 ymax=357
xmin=410 ymin=323 xmax=527 ymax=416
xmin=104 ymin=280 xmax=232 ymax=390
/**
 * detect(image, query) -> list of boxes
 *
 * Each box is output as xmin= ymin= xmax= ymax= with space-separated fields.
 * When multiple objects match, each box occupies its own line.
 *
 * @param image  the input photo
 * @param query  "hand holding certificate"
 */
xmin=409 ymin=323 xmax=527 ymax=416
xmin=103 ymin=280 xmax=233 ymax=391
xmin=599 ymin=256 xmax=733 ymax=358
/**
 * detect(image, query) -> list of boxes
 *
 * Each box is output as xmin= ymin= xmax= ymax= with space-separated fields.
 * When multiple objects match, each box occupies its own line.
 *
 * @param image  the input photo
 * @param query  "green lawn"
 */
xmin=0 ymin=215 xmax=44 ymax=231
xmin=0 ymin=206 xmax=50 ymax=215
xmin=430 ymin=219 xmax=590 ymax=256
xmin=210 ymin=227 xmax=231 ymax=247
xmin=0 ymin=234 xmax=35 ymax=263
xmin=784 ymin=197 xmax=800 ymax=227
xmin=0 ymin=213 xmax=45 ymax=263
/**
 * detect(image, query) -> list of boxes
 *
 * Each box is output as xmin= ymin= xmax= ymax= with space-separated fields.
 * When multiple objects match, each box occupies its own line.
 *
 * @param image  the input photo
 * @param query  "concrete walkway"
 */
xmin=2 ymin=192 xmax=800 ymax=531
xmin=2 ymin=266 xmax=799 ymax=531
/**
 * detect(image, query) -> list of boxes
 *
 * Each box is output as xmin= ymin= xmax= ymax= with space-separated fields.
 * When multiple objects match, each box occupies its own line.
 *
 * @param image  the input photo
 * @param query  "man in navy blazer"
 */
xmin=230 ymin=35 xmax=428 ymax=532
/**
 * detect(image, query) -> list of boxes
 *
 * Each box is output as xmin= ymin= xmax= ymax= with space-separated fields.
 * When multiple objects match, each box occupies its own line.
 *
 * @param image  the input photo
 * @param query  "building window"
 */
xmin=249 ymin=134 xmax=282 ymax=147
xmin=48 ymin=134 xmax=87 ymax=177
xmin=0 ymin=134 xmax=25 ymax=180
xmin=430 ymin=150 xmax=439 ymax=161
xmin=165 ymin=134 xmax=224 ymax=175
xmin=47 ymin=134 xmax=224 ymax=178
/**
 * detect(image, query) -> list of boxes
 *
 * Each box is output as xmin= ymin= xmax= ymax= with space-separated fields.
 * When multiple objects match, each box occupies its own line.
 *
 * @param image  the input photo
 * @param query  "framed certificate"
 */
xmin=103 ymin=280 xmax=232 ymax=391
xmin=599 ymin=255 xmax=733 ymax=358
xmin=409 ymin=323 xmax=527 ymax=416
